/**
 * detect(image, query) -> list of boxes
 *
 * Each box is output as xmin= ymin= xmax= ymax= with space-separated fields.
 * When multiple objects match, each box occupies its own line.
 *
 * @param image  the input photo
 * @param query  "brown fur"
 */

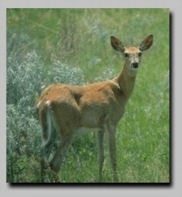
xmin=37 ymin=35 xmax=153 ymax=182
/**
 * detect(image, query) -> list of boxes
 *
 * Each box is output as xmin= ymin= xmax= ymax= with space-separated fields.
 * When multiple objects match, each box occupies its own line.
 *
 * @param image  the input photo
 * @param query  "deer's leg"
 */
xmin=40 ymin=107 xmax=57 ymax=183
xmin=41 ymin=129 xmax=56 ymax=182
xmin=50 ymin=135 xmax=73 ymax=175
xmin=97 ymin=128 xmax=105 ymax=182
xmin=40 ymin=153 xmax=46 ymax=183
xmin=107 ymin=124 xmax=119 ymax=182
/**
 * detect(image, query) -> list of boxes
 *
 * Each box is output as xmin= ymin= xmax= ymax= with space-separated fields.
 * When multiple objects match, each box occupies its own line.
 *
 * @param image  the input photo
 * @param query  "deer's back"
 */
xmin=37 ymin=81 xmax=126 ymax=129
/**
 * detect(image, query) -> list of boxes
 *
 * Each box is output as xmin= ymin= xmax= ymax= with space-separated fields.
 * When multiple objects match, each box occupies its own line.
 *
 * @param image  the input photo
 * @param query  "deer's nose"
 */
xmin=132 ymin=62 xmax=139 ymax=69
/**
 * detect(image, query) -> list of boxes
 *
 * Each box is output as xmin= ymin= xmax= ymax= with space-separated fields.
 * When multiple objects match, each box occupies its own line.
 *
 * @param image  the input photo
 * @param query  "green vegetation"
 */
xmin=7 ymin=8 xmax=170 ymax=183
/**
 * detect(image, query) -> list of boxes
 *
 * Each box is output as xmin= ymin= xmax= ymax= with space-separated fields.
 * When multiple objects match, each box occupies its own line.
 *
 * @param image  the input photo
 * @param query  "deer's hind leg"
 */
xmin=50 ymin=133 xmax=74 ymax=173
xmin=39 ymin=107 xmax=57 ymax=183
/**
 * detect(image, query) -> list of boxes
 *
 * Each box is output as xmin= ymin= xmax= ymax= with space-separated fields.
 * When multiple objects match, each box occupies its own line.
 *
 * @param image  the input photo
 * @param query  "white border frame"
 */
xmin=1 ymin=0 xmax=181 ymax=196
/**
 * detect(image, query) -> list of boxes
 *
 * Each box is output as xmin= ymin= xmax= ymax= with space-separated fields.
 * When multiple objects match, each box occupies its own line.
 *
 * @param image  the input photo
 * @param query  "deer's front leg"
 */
xmin=97 ymin=128 xmax=105 ymax=182
xmin=107 ymin=124 xmax=119 ymax=182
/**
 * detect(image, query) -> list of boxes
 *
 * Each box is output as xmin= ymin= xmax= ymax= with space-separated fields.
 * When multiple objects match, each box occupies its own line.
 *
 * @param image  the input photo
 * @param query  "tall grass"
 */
xmin=7 ymin=8 xmax=169 ymax=183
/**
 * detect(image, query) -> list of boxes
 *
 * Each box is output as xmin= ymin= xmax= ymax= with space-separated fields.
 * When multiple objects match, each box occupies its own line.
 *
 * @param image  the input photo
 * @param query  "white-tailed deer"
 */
xmin=37 ymin=34 xmax=153 ymax=182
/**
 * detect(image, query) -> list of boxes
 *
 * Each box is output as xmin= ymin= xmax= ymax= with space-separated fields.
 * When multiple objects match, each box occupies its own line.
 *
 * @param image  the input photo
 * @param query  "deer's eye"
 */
xmin=124 ymin=53 xmax=129 ymax=58
xmin=138 ymin=52 xmax=142 ymax=57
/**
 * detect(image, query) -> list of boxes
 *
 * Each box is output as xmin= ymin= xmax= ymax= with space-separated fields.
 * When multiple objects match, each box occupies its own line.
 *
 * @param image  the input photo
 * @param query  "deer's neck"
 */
xmin=113 ymin=62 xmax=137 ymax=101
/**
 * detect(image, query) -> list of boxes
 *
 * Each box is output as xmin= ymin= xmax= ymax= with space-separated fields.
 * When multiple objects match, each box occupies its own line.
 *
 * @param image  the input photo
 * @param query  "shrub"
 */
xmin=7 ymin=31 xmax=85 ymax=183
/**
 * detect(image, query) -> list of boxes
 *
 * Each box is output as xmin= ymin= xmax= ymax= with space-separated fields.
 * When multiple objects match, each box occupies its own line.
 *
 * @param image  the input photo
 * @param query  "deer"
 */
xmin=37 ymin=34 xmax=153 ymax=182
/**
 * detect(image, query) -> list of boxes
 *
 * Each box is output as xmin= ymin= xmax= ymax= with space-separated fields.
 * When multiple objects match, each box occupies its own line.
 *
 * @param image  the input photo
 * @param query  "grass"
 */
xmin=7 ymin=8 xmax=170 ymax=183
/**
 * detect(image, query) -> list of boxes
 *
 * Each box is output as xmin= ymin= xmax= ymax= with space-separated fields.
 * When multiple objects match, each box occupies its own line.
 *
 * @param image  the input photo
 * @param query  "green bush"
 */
xmin=7 ymin=31 xmax=85 ymax=183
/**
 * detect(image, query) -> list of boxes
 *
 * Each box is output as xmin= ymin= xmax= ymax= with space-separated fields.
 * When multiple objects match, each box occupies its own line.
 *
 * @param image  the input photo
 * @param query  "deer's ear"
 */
xmin=139 ymin=35 xmax=153 ymax=51
xmin=110 ymin=36 xmax=125 ymax=53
